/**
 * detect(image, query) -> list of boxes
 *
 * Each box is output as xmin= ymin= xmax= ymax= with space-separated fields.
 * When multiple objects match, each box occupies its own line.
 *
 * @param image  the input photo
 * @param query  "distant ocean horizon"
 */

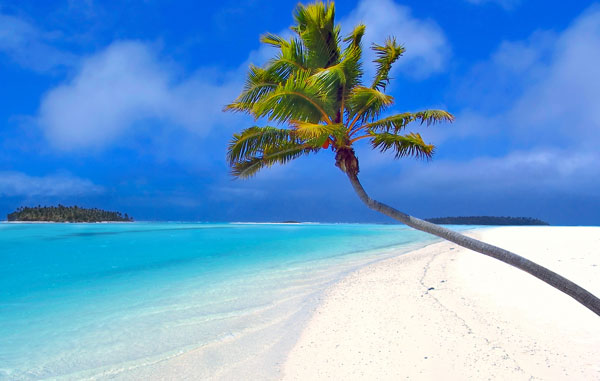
xmin=0 ymin=222 xmax=471 ymax=379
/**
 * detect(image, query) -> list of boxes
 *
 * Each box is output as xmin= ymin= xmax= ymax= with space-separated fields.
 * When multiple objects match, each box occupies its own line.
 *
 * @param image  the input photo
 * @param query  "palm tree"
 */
xmin=225 ymin=1 xmax=599 ymax=316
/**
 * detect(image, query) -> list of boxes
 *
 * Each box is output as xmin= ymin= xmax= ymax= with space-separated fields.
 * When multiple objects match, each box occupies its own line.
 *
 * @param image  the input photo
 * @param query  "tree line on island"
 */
xmin=7 ymin=205 xmax=133 ymax=222
xmin=426 ymin=216 xmax=549 ymax=226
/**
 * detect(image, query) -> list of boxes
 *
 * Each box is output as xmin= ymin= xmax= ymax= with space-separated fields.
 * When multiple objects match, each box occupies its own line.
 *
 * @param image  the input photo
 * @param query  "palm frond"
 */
xmin=310 ymin=62 xmax=347 ymax=93
xmin=224 ymin=65 xmax=282 ymax=113
xmin=343 ymin=24 xmax=365 ymax=48
xmin=260 ymin=33 xmax=289 ymax=48
xmin=338 ymin=24 xmax=365 ymax=95
xmin=227 ymin=126 xmax=299 ymax=165
xmin=413 ymin=110 xmax=455 ymax=125
xmin=290 ymin=121 xmax=345 ymax=140
xmin=308 ymin=43 xmax=363 ymax=113
xmin=252 ymin=70 xmax=334 ymax=124
xmin=339 ymin=40 xmax=363 ymax=93
xmin=370 ymin=132 xmax=434 ymax=159
xmin=266 ymin=37 xmax=309 ymax=80
xmin=347 ymin=86 xmax=394 ymax=124
xmin=231 ymin=143 xmax=314 ymax=178
xmin=360 ymin=110 xmax=454 ymax=134
xmin=292 ymin=2 xmax=341 ymax=69
xmin=371 ymin=37 xmax=405 ymax=91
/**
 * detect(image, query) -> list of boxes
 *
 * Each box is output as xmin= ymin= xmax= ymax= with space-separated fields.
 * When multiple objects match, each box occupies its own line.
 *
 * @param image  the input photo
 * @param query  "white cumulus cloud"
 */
xmin=509 ymin=5 xmax=600 ymax=147
xmin=341 ymin=0 xmax=450 ymax=79
xmin=38 ymin=41 xmax=242 ymax=150
xmin=33 ymin=1 xmax=449 ymax=152
xmin=435 ymin=4 xmax=600 ymax=150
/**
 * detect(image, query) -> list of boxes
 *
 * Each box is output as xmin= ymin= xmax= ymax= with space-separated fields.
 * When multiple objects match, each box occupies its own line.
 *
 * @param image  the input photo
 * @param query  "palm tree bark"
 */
xmin=345 ymin=171 xmax=600 ymax=317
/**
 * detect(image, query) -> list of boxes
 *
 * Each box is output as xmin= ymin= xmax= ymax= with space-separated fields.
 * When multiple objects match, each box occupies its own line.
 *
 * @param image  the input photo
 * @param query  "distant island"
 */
xmin=7 ymin=205 xmax=134 ymax=223
xmin=426 ymin=216 xmax=549 ymax=226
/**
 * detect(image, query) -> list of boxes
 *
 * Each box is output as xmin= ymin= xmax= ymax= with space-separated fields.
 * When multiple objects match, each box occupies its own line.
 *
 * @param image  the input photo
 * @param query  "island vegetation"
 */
xmin=426 ymin=216 xmax=549 ymax=226
xmin=7 ymin=205 xmax=133 ymax=222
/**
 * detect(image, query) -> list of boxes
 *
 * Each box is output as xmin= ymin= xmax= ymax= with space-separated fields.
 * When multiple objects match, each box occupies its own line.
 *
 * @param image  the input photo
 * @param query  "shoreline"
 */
xmin=29 ymin=225 xmax=439 ymax=380
xmin=282 ymin=226 xmax=600 ymax=380
xmin=4 ymin=225 xmax=597 ymax=379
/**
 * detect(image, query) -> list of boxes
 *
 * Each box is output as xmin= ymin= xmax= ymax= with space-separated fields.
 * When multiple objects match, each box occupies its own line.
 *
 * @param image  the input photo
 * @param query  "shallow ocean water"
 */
xmin=0 ymin=222 xmax=445 ymax=380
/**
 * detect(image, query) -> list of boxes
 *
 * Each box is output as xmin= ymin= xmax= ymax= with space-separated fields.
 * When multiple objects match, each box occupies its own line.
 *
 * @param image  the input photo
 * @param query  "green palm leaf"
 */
xmin=343 ymin=24 xmax=365 ymax=49
xmin=347 ymin=87 xmax=394 ymax=124
xmin=291 ymin=2 xmax=340 ymax=69
xmin=309 ymin=43 xmax=363 ymax=117
xmin=232 ymin=143 xmax=315 ymax=178
xmin=224 ymin=65 xmax=282 ymax=113
xmin=227 ymin=126 xmax=299 ymax=165
xmin=361 ymin=110 xmax=454 ymax=134
xmin=260 ymin=33 xmax=288 ymax=48
xmin=338 ymin=41 xmax=363 ymax=93
xmin=370 ymin=132 xmax=434 ymax=159
xmin=266 ymin=37 xmax=309 ymax=80
xmin=338 ymin=24 xmax=365 ymax=97
xmin=290 ymin=121 xmax=345 ymax=140
xmin=413 ymin=110 xmax=455 ymax=125
xmin=311 ymin=63 xmax=348 ymax=93
xmin=371 ymin=37 xmax=405 ymax=91
xmin=252 ymin=70 xmax=334 ymax=123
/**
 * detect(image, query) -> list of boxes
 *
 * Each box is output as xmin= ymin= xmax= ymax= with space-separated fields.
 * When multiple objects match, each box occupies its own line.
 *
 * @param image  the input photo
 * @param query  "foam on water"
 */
xmin=0 ymin=222 xmax=446 ymax=380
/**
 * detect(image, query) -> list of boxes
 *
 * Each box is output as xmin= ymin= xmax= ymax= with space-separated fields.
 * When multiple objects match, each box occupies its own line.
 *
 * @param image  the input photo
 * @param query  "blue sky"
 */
xmin=1 ymin=0 xmax=599 ymax=224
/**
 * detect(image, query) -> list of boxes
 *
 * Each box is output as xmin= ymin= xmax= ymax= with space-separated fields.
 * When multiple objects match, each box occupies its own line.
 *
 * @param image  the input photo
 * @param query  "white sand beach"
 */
xmin=283 ymin=226 xmax=600 ymax=380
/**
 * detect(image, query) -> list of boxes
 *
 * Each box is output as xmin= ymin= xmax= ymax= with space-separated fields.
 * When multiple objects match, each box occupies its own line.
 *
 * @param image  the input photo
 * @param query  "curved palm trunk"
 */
xmin=345 ymin=172 xmax=600 ymax=317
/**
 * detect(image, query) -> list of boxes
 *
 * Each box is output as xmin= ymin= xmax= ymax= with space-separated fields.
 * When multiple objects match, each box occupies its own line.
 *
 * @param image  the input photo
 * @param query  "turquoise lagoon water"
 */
xmin=0 ymin=222 xmax=447 ymax=379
